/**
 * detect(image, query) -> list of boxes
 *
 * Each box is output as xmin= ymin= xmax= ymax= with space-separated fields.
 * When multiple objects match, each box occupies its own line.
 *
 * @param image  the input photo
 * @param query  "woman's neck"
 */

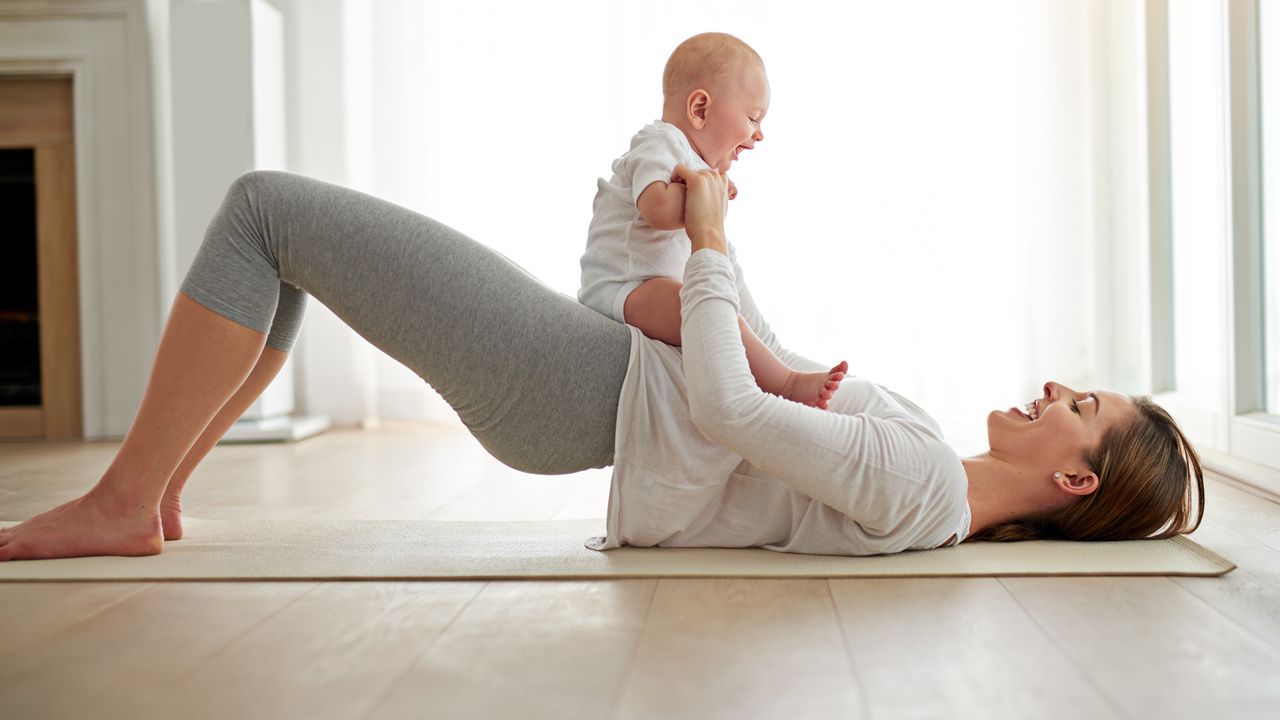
xmin=962 ymin=453 xmax=1055 ymax=536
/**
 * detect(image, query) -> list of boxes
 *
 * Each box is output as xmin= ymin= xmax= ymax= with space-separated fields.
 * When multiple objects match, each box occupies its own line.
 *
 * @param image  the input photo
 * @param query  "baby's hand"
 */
xmin=671 ymin=170 xmax=736 ymax=200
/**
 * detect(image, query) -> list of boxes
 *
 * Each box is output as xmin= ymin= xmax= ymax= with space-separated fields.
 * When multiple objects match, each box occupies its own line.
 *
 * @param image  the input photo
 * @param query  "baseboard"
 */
xmin=218 ymin=414 xmax=331 ymax=444
xmin=1201 ymin=447 xmax=1280 ymax=505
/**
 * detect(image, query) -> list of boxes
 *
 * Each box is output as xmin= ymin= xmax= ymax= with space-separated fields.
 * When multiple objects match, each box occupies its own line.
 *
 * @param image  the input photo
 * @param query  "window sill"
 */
xmin=1199 ymin=446 xmax=1280 ymax=504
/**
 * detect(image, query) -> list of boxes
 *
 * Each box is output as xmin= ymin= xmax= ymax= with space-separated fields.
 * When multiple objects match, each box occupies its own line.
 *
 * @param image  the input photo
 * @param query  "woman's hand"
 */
xmin=672 ymin=164 xmax=730 ymax=255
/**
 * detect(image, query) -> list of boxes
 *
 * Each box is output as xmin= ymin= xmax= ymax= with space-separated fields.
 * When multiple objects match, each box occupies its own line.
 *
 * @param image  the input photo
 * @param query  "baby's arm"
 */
xmin=636 ymin=180 xmax=687 ymax=230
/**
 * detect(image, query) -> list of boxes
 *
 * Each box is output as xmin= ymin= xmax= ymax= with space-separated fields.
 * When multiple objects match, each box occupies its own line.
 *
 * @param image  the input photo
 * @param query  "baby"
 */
xmin=579 ymin=32 xmax=845 ymax=408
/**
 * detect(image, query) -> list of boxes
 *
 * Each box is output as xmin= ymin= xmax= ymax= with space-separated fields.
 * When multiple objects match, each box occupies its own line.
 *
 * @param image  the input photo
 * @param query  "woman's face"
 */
xmin=988 ymin=382 xmax=1135 ymax=479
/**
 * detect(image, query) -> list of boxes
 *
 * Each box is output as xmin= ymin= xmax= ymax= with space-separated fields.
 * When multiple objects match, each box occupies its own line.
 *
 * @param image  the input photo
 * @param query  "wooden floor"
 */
xmin=1 ymin=423 xmax=1278 ymax=720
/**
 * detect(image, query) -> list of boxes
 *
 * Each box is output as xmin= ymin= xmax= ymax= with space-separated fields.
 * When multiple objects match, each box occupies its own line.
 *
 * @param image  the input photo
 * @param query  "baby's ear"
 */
xmin=687 ymin=89 xmax=710 ymax=129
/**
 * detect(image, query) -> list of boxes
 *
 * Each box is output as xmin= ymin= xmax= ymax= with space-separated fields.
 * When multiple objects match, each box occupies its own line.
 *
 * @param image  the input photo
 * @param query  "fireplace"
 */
xmin=0 ymin=76 xmax=82 ymax=438
xmin=0 ymin=149 xmax=39 ymax=407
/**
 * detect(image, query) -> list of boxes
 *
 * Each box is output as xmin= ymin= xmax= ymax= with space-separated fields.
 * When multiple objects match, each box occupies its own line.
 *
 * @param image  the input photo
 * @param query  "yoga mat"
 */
xmin=0 ymin=518 xmax=1234 ymax=581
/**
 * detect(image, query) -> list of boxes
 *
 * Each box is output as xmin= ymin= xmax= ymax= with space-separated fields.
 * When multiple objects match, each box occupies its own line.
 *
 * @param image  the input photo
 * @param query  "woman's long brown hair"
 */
xmin=968 ymin=396 xmax=1205 ymax=543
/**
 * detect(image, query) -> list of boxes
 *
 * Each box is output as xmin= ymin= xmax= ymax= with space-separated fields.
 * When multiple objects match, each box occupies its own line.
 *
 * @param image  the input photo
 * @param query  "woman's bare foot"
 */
xmin=0 ymin=486 xmax=164 ymax=561
xmin=160 ymin=494 xmax=185 ymax=541
xmin=779 ymin=361 xmax=848 ymax=409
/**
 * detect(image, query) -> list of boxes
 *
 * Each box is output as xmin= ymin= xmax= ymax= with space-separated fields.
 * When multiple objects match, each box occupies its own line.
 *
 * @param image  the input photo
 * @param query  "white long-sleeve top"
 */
xmin=588 ymin=248 xmax=971 ymax=556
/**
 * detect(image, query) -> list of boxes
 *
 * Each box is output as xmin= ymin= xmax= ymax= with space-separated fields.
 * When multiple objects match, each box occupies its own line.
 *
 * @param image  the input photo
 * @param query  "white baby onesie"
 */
xmin=578 ymin=120 xmax=711 ymax=323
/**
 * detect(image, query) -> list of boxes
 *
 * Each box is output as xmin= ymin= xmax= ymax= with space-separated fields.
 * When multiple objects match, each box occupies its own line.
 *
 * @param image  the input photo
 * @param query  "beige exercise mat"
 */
xmin=0 ymin=518 xmax=1234 ymax=581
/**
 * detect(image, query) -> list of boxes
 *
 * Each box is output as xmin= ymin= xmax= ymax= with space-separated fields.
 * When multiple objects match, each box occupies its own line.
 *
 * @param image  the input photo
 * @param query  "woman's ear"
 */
xmin=1054 ymin=470 xmax=1099 ymax=497
xmin=687 ymin=89 xmax=711 ymax=129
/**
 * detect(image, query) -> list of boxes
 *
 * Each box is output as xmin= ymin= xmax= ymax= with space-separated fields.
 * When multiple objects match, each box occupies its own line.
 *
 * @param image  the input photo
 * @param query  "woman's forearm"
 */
xmin=678 ymin=251 xmax=882 ymax=529
xmin=672 ymin=164 xmax=729 ymax=255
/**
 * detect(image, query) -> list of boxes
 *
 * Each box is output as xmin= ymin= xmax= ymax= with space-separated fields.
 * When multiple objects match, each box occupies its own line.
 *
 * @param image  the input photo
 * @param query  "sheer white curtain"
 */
xmin=348 ymin=0 xmax=1104 ymax=453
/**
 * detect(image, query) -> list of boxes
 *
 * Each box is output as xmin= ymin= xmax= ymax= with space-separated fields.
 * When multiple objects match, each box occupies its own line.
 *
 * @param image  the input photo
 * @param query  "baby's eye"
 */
xmin=1071 ymin=398 xmax=1080 ymax=414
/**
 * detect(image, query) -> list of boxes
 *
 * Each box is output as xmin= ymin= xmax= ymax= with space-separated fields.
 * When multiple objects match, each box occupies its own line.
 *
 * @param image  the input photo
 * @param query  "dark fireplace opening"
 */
xmin=0 ymin=147 xmax=40 ymax=406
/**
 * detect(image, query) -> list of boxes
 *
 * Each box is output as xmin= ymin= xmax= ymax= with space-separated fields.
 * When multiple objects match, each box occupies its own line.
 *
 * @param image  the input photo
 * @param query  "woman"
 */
xmin=0 ymin=168 xmax=1203 ymax=561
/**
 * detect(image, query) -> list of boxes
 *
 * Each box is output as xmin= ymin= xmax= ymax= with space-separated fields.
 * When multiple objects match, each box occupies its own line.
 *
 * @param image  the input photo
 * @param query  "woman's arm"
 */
xmin=672 ymin=163 xmax=822 ymax=372
xmin=670 ymin=165 xmax=943 ymax=538
xmin=672 ymin=165 xmax=731 ymax=255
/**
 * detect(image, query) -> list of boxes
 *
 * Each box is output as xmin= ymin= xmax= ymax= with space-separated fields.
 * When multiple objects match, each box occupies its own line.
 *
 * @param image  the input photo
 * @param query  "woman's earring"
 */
xmin=1054 ymin=472 xmax=1063 ymax=479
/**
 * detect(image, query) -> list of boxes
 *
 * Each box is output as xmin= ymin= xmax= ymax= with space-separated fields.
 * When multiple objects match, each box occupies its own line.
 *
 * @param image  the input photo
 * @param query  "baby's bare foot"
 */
xmin=779 ymin=361 xmax=848 ymax=409
xmin=160 ymin=494 xmax=184 ymax=541
xmin=0 ymin=487 xmax=163 ymax=561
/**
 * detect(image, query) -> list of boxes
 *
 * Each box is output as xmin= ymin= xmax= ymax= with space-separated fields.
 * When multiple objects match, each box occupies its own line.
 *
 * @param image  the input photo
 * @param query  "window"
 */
xmin=1261 ymin=0 xmax=1280 ymax=415
xmin=1229 ymin=0 xmax=1280 ymax=475
xmin=1152 ymin=0 xmax=1280 ymax=490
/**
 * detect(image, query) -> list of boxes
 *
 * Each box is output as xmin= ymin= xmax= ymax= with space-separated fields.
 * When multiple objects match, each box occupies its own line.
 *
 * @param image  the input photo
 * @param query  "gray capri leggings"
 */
xmin=180 ymin=171 xmax=631 ymax=474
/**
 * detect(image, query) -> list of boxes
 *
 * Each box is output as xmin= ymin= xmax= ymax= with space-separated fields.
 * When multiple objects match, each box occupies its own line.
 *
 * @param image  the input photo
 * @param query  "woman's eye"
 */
xmin=1071 ymin=399 xmax=1080 ymax=414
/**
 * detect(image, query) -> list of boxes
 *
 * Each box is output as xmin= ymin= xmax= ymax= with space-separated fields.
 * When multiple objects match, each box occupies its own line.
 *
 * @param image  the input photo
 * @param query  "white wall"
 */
xmin=264 ymin=0 xmax=376 ymax=426
xmin=0 ymin=0 xmax=1144 ymax=450
xmin=349 ymin=0 xmax=1109 ymax=453
xmin=170 ymin=0 xmax=297 ymax=422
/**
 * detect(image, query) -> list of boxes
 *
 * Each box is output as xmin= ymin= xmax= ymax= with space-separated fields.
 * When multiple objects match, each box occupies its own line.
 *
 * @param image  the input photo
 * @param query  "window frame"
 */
xmin=1146 ymin=0 xmax=1280 ymax=496
xmin=1227 ymin=0 xmax=1280 ymax=479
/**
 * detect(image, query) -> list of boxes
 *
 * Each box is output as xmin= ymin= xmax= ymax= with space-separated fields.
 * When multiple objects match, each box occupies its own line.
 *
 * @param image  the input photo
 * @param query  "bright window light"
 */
xmin=1261 ymin=0 xmax=1280 ymax=413
xmin=360 ymin=1 xmax=1102 ymax=452
xmin=1167 ymin=0 xmax=1231 ymax=417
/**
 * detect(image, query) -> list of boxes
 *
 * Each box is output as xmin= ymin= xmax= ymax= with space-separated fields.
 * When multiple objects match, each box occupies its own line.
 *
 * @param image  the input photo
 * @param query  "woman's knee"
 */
xmin=229 ymin=169 xmax=293 ymax=197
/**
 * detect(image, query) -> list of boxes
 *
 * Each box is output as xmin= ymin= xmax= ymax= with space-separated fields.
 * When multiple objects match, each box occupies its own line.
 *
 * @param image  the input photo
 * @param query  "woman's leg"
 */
xmin=0 ymin=171 xmax=630 ymax=560
xmin=159 ymin=345 xmax=289 ymax=541
xmin=158 ymin=283 xmax=304 ymax=541
xmin=212 ymin=172 xmax=631 ymax=475
xmin=0 ymin=294 xmax=266 ymax=560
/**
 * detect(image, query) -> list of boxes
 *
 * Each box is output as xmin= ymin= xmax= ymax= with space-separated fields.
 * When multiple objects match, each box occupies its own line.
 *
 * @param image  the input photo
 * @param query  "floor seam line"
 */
xmin=355 ymin=580 xmax=490 ymax=720
xmin=996 ymin=577 xmax=1130 ymax=719
xmin=605 ymin=577 xmax=661 ymax=719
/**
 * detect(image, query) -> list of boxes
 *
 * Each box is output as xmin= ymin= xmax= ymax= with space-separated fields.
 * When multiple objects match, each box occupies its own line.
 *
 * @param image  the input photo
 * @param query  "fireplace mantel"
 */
xmin=0 ymin=0 xmax=173 ymax=438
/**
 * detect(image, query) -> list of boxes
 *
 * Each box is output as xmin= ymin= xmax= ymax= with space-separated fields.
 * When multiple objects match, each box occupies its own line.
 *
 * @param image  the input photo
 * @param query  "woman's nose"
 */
xmin=1045 ymin=381 xmax=1081 ymax=401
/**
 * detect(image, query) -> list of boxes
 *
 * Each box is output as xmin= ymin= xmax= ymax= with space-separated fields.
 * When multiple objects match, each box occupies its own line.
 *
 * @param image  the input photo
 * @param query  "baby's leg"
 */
xmin=624 ymin=277 xmax=845 ymax=409
xmin=739 ymin=322 xmax=846 ymax=410
xmin=623 ymin=277 xmax=684 ymax=346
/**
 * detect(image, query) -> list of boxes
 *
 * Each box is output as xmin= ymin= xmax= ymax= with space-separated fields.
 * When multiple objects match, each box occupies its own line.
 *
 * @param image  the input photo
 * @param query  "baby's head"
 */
xmin=661 ymin=32 xmax=769 ymax=172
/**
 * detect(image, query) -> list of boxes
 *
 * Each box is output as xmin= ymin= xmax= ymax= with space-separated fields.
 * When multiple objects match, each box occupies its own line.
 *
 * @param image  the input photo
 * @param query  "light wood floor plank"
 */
xmin=0 ymin=581 xmax=318 ymax=719
xmin=0 ymin=440 xmax=116 ymax=478
xmin=367 ymin=579 xmax=655 ymax=720
xmin=1001 ymin=576 xmax=1280 ymax=719
xmin=828 ymin=577 xmax=1119 ymax=719
xmin=550 ymin=470 xmax=612 ymax=520
xmin=1175 ymin=518 xmax=1280 ymax=648
xmin=167 ymin=581 xmax=486 ymax=720
xmin=614 ymin=579 xmax=862 ymax=720
xmin=290 ymin=425 xmax=489 ymax=520
xmin=3 ymin=428 xmax=1279 ymax=719
xmin=0 ymin=582 xmax=152 ymax=656
xmin=1203 ymin=478 xmax=1280 ymax=553
xmin=422 ymin=470 xmax=596 ymax=521
xmin=0 ymin=442 xmax=117 ymax=519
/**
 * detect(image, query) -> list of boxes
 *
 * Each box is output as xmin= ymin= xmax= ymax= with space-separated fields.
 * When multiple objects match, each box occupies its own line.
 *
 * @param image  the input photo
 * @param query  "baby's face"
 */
xmin=694 ymin=62 xmax=770 ymax=173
